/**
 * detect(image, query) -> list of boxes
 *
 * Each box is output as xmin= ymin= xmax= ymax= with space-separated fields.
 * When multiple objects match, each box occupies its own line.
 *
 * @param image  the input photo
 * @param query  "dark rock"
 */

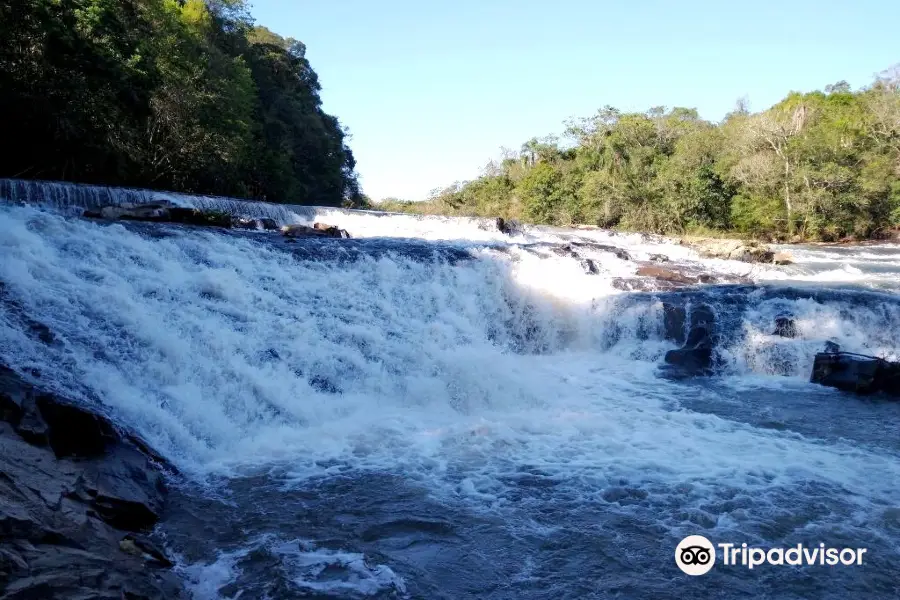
xmin=569 ymin=241 xmax=631 ymax=261
xmin=496 ymin=217 xmax=523 ymax=236
xmin=258 ymin=217 xmax=279 ymax=231
xmin=119 ymin=534 xmax=174 ymax=568
xmin=0 ymin=366 xmax=185 ymax=598
xmin=810 ymin=352 xmax=900 ymax=397
xmin=824 ymin=341 xmax=841 ymax=354
xmin=81 ymin=445 xmax=167 ymax=531
xmin=662 ymin=303 xmax=686 ymax=345
xmin=648 ymin=253 xmax=669 ymax=262
xmin=581 ymin=259 xmax=599 ymax=275
xmin=282 ymin=223 xmax=350 ymax=238
xmin=551 ymin=244 xmax=579 ymax=258
xmin=35 ymin=395 xmax=118 ymax=458
xmin=662 ymin=304 xmax=716 ymax=377
xmin=773 ymin=315 xmax=797 ymax=338
xmin=87 ymin=204 xmax=232 ymax=228
xmin=233 ymin=217 xmax=259 ymax=229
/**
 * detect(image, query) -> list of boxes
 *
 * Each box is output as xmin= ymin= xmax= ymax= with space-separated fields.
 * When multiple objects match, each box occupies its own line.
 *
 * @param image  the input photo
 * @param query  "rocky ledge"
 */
xmin=0 ymin=366 xmax=185 ymax=599
xmin=84 ymin=203 xmax=352 ymax=238
xmin=680 ymin=237 xmax=792 ymax=265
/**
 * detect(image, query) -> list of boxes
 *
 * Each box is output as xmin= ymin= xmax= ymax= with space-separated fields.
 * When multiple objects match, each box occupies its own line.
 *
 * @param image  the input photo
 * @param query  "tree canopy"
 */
xmin=0 ymin=0 xmax=361 ymax=206
xmin=383 ymin=72 xmax=900 ymax=241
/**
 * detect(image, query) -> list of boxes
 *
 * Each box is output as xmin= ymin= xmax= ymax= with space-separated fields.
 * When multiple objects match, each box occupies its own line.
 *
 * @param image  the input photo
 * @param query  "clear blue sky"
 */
xmin=249 ymin=0 xmax=898 ymax=201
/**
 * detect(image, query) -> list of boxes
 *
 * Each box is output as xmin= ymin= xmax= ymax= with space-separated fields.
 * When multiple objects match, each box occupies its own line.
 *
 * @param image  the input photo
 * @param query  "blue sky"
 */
xmin=249 ymin=0 xmax=898 ymax=201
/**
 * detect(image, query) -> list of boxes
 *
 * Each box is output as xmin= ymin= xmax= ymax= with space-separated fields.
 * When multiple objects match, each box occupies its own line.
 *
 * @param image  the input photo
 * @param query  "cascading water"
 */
xmin=2 ymin=181 xmax=900 ymax=599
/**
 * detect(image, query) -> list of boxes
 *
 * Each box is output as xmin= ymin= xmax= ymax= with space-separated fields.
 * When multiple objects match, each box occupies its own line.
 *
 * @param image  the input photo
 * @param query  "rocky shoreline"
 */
xmin=0 ymin=365 xmax=185 ymax=599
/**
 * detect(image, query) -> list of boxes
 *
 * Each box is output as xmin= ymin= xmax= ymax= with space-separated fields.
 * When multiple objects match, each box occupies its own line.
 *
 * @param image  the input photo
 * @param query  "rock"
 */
xmin=636 ymin=265 xmax=697 ymax=286
xmin=772 ymin=251 xmax=793 ymax=265
xmin=569 ymin=241 xmax=631 ymax=261
xmin=87 ymin=204 xmax=232 ymax=228
xmin=0 ymin=366 xmax=185 ymax=597
xmin=662 ymin=304 xmax=716 ymax=377
xmin=810 ymin=351 xmax=900 ymax=397
xmin=581 ymin=259 xmax=599 ymax=275
xmin=233 ymin=217 xmax=259 ymax=230
xmin=496 ymin=217 xmax=523 ymax=236
xmin=313 ymin=222 xmax=351 ymax=238
xmin=258 ymin=217 xmax=279 ymax=231
xmin=119 ymin=534 xmax=174 ymax=568
xmin=682 ymin=237 xmax=775 ymax=264
xmin=81 ymin=444 xmax=167 ymax=531
xmin=281 ymin=223 xmax=350 ymax=238
xmin=648 ymin=253 xmax=669 ymax=262
xmin=773 ymin=315 xmax=797 ymax=338
xmin=662 ymin=303 xmax=686 ymax=345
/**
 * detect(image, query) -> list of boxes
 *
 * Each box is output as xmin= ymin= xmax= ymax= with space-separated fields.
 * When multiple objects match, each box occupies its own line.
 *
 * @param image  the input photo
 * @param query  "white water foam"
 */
xmin=2 ymin=204 xmax=900 ymax=525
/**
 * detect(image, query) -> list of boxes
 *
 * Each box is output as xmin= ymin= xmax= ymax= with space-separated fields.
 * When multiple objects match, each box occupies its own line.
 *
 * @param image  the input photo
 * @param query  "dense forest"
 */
xmin=383 ymin=72 xmax=900 ymax=241
xmin=0 ymin=0 xmax=361 ymax=206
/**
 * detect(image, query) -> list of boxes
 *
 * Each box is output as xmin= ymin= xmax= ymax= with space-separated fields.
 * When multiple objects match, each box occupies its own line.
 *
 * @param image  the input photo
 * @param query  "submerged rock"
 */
xmin=810 ymin=348 xmax=900 ymax=397
xmin=495 ymin=217 xmax=523 ymax=236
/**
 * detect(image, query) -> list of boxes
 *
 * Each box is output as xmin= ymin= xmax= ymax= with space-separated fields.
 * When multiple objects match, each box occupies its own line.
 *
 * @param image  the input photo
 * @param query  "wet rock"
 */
xmin=496 ymin=217 xmax=523 ymax=236
xmin=281 ymin=223 xmax=351 ymax=239
xmin=0 ymin=366 xmax=185 ymax=598
xmin=648 ymin=253 xmax=669 ymax=262
xmin=662 ymin=303 xmax=686 ymax=345
xmin=810 ymin=351 xmax=900 ymax=397
xmin=581 ymin=259 xmax=600 ymax=275
xmin=636 ymin=265 xmax=697 ymax=286
xmin=81 ymin=445 xmax=167 ymax=531
xmin=86 ymin=204 xmax=232 ymax=228
xmin=258 ymin=217 xmax=279 ymax=231
xmin=772 ymin=251 xmax=793 ymax=265
xmin=313 ymin=222 xmax=351 ymax=238
xmin=662 ymin=304 xmax=716 ymax=377
xmin=119 ymin=533 xmax=174 ymax=568
xmin=569 ymin=241 xmax=631 ymax=261
xmin=773 ymin=315 xmax=797 ymax=338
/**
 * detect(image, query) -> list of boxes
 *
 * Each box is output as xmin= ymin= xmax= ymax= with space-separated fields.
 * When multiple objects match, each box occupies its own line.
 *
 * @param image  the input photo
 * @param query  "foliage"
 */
xmin=393 ymin=73 xmax=900 ymax=241
xmin=0 ymin=0 xmax=360 ymax=206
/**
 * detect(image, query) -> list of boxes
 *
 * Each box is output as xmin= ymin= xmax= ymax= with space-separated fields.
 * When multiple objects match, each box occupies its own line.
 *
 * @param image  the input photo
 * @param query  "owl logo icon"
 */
xmin=675 ymin=535 xmax=716 ymax=575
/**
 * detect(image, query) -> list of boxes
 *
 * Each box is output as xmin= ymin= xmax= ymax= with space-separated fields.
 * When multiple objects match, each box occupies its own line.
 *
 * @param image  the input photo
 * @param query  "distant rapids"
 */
xmin=1 ymin=179 xmax=899 ymax=599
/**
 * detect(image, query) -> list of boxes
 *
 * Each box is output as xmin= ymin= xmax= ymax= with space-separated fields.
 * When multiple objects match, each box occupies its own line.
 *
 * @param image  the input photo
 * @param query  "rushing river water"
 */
xmin=1 ymin=180 xmax=899 ymax=599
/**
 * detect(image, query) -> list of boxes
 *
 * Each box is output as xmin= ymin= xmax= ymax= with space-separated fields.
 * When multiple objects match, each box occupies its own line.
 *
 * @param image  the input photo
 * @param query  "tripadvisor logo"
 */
xmin=675 ymin=536 xmax=868 ymax=576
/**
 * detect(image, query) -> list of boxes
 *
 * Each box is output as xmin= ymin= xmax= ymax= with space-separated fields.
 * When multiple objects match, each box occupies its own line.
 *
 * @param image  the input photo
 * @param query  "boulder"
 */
xmin=810 ymin=349 xmax=900 ymax=397
xmin=682 ymin=238 xmax=775 ymax=264
xmin=648 ymin=253 xmax=669 ymax=263
xmin=258 ymin=217 xmax=280 ymax=231
xmin=772 ymin=251 xmax=793 ymax=265
xmin=281 ymin=223 xmax=351 ymax=239
xmin=495 ymin=217 xmax=523 ymax=236
xmin=773 ymin=315 xmax=797 ymax=338
xmin=569 ymin=241 xmax=631 ymax=261
xmin=313 ymin=222 xmax=351 ymax=238
xmin=661 ymin=303 xmax=686 ymax=345
xmin=581 ymin=259 xmax=600 ymax=275
xmin=662 ymin=304 xmax=716 ymax=377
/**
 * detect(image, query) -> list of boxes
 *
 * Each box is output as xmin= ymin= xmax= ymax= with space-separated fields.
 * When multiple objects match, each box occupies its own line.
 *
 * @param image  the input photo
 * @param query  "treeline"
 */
xmin=384 ymin=73 xmax=900 ymax=241
xmin=0 ymin=0 xmax=360 ymax=206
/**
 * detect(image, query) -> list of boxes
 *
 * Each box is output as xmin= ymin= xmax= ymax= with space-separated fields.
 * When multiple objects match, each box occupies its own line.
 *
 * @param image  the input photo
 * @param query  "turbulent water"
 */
xmin=1 ymin=179 xmax=900 ymax=599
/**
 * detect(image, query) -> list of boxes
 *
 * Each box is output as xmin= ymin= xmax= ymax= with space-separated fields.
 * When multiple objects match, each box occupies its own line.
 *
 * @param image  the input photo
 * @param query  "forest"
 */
xmin=382 ymin=73 xmax=900 ymax=241
xmin=0 ymin=0 xmax=361 ymax=206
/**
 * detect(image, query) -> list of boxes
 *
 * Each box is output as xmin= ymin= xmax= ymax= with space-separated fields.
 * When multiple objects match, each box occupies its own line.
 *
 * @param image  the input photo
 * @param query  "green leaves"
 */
xmin=0 ymin=0 xmax=359 ymax=206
